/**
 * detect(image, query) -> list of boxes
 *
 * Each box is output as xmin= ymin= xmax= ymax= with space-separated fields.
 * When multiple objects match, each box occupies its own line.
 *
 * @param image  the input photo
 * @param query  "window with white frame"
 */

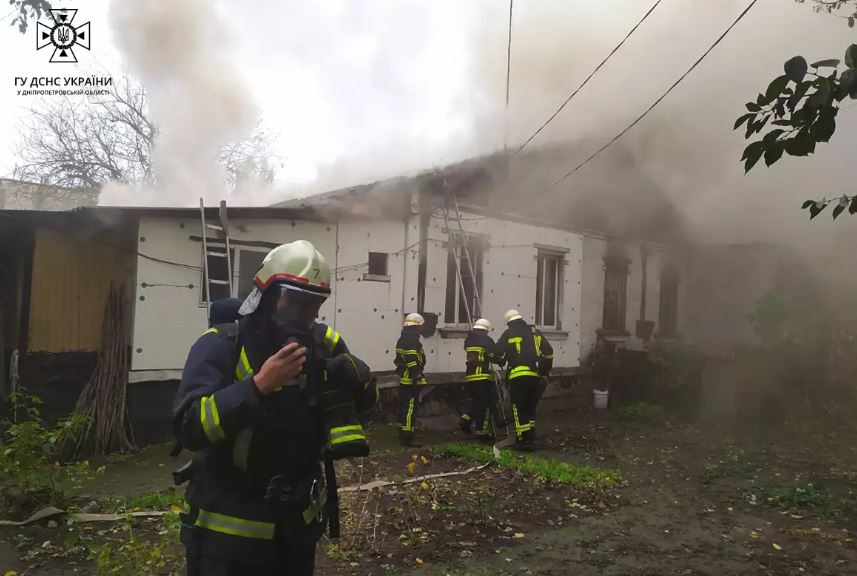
xmin=444 ymin=234 xmax=483 ymax=324
xmin=201 ymin=244 xmax=269 ymax=304
xmin=535 ymin=251 xmax=564 ymax=329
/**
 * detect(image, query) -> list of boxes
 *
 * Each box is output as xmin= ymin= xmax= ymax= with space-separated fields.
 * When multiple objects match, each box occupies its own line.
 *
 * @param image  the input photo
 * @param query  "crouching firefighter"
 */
xmin=395 ymin=313 xmax=427 ymax=447
xmin=459 ymin=318 xmax=503 ymax=442
xmin=172 ymin=240 xmax=377 ymax=576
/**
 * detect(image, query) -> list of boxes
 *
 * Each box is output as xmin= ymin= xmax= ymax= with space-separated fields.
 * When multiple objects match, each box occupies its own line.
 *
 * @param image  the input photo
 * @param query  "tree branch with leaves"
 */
xmin=736 ymin=0 xmax=857 ymax=220
xmin=8 ymin=0 xmax=51 ymax=33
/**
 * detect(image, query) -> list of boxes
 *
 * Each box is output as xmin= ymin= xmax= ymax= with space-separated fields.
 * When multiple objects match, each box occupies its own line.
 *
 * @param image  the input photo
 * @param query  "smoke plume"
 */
xmin=99 ymin=0 xmax=256 ymax=206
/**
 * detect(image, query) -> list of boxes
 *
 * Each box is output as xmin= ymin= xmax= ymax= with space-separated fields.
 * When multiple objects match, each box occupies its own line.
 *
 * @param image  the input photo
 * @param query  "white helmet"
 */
xmin=472 ymin=318 xmax=492 ymax=331
xmin=239 ymin=240 xmax=331 ymax=315
xmin=403 ymin=312 xmax=425 ymax=327
xmin=504 ymin=309 xmax=523 ymax=324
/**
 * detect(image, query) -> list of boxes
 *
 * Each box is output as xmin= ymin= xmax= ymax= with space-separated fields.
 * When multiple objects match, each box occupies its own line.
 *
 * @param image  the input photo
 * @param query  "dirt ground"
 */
xmin=3 ymin=405 xmax=857 ymax=575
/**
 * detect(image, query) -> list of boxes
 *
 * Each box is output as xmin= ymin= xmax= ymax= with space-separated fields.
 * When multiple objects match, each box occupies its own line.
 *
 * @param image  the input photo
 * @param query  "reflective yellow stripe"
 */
xmin=534 ymin=333 xmax=543 ymax=356
xmin=195 ymin=509 xmax=275 ymax=540
xmin=329 ymin=425 xmax=366 ymax=445
xmin=400 ymin=377 xmax=413 ymax=385
xmin=202 ymin=327 xmax=219 ymax=336
xmin=402 ymin=397 xmax=415 ymax=431
xmin=466 ymin=374 xmax=492 ymax=381
xmin=324 ymin=326 xmax=341 ymax=353
xmin=508 ymin=336 xmax=522 ymax=354
xmin=509 ymin=365 xmax=539 ymax=379
xmin=235 ymin=347 xmax=255 ymax=381
xmin=200 ymin=396 xmax=225 ymax=443
xmin=512 ymin=404 xmax=522 ymax=440
xmin=461 ymin=413 xmax=471 ymax=421
xmin=406 ymin=362 xmax=418 ymax=368
xmin=233 ymin=427 xmax=252 ymax=470
xmin=302 ymin=487 xmax=327 ymax=525
xmin=331 ymin=433 xmax=366 ymax=445
xmin=330 ymin=424 xmax=363 ymax=434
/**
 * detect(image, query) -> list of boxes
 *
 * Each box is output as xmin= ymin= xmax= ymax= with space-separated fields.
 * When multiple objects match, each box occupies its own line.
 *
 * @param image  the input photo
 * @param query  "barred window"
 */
xmin=602 ymin=258 xmax=629 ymax=332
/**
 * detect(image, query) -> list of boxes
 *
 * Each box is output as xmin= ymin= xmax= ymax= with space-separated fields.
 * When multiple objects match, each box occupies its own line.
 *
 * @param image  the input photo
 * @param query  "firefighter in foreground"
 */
xmin=395 ymin=313 xmax=427 ymax=446
xmin=459 ymin=318 xmax=503 ymax=442
xmin=497 ymin=309 xmax=553 ymax=451
xmin=172 ymin=240 xmax=377 ymax=576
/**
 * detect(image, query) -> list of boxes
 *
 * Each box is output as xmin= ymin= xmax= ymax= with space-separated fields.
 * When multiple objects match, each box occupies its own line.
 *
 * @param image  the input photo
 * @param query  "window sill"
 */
xmin=438 ymin=325 xmax=470 ymax=339
xmin=597 ymin=329 xmax=631 ymax=342
xmin=655 ymin=333 xmax=681 ymax=340
xmin=362 ymin=273 xmax=391 ymax=283
xmin=537 ymin=329 xmax=569 ymax=340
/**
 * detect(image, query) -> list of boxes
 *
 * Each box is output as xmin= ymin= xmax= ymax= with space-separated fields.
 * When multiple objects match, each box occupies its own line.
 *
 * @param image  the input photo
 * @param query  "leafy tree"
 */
xmin=736 ymin=1 xmax=857 ymax=219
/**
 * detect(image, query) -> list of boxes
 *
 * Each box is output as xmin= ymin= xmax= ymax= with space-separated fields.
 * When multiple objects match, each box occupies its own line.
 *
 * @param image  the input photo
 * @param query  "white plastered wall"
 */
xmin=416 ymin=212 xmax=585 ymax=373
xmin=132 ymin=217 xmax=336 ymax=371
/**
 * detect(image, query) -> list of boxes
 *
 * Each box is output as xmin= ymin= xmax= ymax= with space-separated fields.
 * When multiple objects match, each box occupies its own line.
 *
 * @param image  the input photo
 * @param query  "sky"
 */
xmin=0 ymin=0 xmax=856 ymax=246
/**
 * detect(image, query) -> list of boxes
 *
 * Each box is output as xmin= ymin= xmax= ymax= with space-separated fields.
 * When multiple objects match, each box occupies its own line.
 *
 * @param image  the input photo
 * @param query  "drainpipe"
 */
xmin=416 ymin=192 xmax=430 ymax=314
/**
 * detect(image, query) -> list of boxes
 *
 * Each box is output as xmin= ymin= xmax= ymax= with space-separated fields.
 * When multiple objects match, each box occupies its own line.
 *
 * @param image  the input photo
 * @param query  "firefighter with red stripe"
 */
xmin=497 ymin=309 xmax=553 ymax=451
xmin=394 ymin=313 xmax=427 ymax=446
xmin=172 ymin=240 xmax=377 ymax=575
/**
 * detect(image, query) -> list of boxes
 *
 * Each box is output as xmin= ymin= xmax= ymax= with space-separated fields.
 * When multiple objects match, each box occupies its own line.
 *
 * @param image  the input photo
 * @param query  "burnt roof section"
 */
xmin=274 ymin=142 xmax=687 ymax=244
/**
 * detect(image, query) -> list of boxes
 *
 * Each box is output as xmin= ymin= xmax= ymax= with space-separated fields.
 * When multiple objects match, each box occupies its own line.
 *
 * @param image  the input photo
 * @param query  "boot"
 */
xmin=399 ymin=429 xmax=421 ymax=448
xmin=459 ymin=417 xmax=473 ymax=435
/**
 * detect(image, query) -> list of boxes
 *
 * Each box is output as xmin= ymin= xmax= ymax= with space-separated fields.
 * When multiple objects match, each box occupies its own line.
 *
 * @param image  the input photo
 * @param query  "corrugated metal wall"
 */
xmin=28 ymin=227 xmax=134 ymax=352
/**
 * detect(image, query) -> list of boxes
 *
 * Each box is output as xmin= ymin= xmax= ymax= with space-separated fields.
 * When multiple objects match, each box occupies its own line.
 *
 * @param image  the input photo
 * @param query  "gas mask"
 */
xmin=265 ymin=284 xmax=325 ymax=349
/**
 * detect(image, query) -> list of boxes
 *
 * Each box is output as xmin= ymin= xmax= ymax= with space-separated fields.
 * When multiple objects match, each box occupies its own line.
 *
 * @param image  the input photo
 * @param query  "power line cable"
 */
xmin=503 ymin=0 xmax=760 ymax=216
xmin=510 ymin=0 xmax=665 ymax=159
xmin=504 ymin=0 xmax=514 ymax=149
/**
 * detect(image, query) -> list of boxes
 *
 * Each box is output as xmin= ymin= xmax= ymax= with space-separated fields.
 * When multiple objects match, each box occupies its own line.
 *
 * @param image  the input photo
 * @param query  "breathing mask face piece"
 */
xmin=267 ymin=284 xmax=325 ymax=346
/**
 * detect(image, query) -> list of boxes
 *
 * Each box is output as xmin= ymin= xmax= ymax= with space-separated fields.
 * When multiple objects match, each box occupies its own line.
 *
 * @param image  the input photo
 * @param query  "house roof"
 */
xmin=274 ymin=142 xmax=688 ymax=245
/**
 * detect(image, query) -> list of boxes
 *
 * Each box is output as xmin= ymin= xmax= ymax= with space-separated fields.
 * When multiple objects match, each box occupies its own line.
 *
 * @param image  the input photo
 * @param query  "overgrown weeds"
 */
xmin=101 ymin=490 xmax=184 ymax=514
xmin=745 ymin=483 xmax=837 ymax=514
xmin=615 ymin=402 xmax=666 ymax=424
xmin=93 ymin=518 xmax=183 ymax=576
xmin=0 ymin=389 xmax=102 ymax=513
xmin=702 ymin=454 xmax=755 ymax=484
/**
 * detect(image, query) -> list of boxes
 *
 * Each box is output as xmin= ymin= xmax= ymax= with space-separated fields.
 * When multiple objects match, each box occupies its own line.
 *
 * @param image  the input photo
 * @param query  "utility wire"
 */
xmin=504 ymin=0 xmax=760 ymax=216
xmin=504 ymin=0 xmax=514 ymax=149
xmin=510 ymin=0 xmax=664 ymax=159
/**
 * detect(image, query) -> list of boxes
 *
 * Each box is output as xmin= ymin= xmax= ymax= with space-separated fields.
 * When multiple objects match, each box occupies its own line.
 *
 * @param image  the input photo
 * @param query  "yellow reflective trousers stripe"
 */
xmin=195 ymin=509 xmax=275 ymax=540
xmin=402 ymin=397 xmax=416 ymax=432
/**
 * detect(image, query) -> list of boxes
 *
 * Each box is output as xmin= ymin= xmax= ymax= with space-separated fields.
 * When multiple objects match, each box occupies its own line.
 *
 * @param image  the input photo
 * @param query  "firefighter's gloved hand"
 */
xmin=321 ymin=353 xmax=377 ymax=460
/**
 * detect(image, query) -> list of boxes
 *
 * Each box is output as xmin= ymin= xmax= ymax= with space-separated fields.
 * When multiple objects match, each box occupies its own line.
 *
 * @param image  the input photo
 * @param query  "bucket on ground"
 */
xmin=593 ymin=389 xmax=609 ymax=410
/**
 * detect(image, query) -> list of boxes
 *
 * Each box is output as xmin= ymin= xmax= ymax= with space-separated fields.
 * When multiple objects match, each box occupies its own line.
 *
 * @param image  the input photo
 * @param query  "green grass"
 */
xmin=614 ymin=402 xmax=666 ymax=423
xmin=101 ymin=489 xmax=184 ymax=513
xmin=436 ymin=443 xmax=621 ymax=487
xmin=702 ymin=456 xmax=755 ymax=483
xmin=745 ymin=483 xmax=830 ymax=511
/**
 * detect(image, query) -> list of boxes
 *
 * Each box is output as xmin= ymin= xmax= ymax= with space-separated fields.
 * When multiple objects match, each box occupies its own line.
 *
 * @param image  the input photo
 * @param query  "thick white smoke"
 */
xmin=99 ymin=0 xmax=256 ymax=206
